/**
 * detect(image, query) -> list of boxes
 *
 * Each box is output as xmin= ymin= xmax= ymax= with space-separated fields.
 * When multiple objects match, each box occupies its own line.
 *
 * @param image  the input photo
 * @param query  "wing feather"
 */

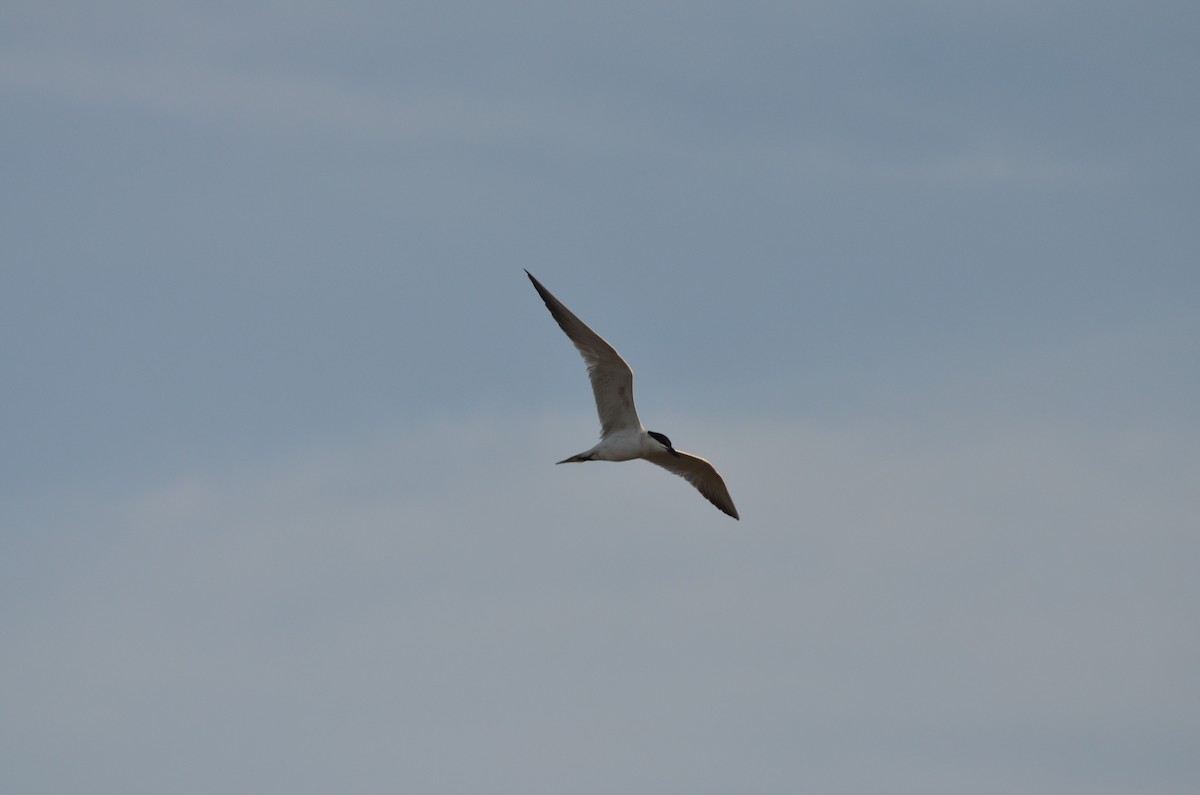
xmin=644 ymin=449 xmax=740 ymax=520
xmin=526 ymin=271 xmax=641 ymax=438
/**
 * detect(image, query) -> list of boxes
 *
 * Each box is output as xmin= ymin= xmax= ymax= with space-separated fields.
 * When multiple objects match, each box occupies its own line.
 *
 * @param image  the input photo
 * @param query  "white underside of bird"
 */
xmin=526 ymin=271 xmax=739 ymax=520
xmin=556 ymin=426 xmax=660 ymax=463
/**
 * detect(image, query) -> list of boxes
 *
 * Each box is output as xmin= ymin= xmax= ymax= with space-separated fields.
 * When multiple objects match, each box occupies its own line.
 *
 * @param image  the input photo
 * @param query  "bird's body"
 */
xmin=526 ymin=271 xmax=739 ymax=520
xmin=557 ymin=427 xmax=657 ymax=463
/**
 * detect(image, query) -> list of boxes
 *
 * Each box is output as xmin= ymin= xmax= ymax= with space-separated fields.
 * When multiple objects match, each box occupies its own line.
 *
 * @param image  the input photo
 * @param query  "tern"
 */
xmin=526 ymin=271 xmax=739 ymax=520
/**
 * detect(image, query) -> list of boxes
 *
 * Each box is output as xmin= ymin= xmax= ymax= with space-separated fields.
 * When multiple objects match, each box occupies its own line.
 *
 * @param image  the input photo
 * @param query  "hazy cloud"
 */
xmin=4 ymin=411 xmax=1196 ymax=793
xmin=3 ymin=1 xmax=1197 ymax=792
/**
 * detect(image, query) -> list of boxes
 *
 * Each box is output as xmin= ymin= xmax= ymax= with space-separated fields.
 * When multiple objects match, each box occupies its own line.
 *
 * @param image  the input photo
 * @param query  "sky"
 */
xmin=2 ymin=1 xmax=1198 ymax=793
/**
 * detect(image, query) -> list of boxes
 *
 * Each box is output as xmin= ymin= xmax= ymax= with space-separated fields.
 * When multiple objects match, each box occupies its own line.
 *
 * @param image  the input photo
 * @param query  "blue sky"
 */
xmin=3 ymin=2 xmax=1198 ymax=793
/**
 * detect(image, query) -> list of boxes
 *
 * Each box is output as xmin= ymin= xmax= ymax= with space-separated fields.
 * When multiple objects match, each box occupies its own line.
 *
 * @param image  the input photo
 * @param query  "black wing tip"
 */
xmin=525 ymin=270 xmax=552 ymax=300
xmin=701 ymin=491 xmax=739 ymax=519
xmin=705 ymin=480 xmax=739 ymax=520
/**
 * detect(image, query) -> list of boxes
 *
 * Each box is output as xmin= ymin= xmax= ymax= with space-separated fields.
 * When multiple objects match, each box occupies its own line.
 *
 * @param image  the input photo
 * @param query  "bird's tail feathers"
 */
xmin=556 ymin=453 xmax=592 ymax=464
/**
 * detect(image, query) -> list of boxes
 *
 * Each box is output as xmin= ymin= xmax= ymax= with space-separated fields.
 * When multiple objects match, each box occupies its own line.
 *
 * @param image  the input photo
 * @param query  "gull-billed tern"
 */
xmin=526 ymin=271 xmax=739 ymax=520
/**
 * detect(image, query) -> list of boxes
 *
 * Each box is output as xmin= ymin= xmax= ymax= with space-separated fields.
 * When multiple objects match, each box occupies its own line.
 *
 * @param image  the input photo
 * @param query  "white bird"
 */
xmin=526 ymin=271 xmax=739 ymax=520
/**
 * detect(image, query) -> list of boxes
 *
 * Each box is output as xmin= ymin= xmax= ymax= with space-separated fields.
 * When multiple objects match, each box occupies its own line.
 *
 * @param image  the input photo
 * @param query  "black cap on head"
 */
xmin=647 ymin=430 xmax=674 ymax=450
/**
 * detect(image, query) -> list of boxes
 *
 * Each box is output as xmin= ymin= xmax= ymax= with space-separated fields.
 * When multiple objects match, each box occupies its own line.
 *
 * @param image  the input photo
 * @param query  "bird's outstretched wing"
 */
xmin=526 ymin=271 xmax=641 ymax=439
xmin=643 ymin=448 xmax=740 ymax=520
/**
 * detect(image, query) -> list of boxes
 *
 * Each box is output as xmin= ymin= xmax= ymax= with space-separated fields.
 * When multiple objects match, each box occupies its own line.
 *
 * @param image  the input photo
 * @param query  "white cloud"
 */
xmin=0 ymin=41 xmax=1091 ymax=187
xmin=3 ymin=409 xmax=1195 ymax=794
xmin=0 ymin=47 xmax=527 ymax=143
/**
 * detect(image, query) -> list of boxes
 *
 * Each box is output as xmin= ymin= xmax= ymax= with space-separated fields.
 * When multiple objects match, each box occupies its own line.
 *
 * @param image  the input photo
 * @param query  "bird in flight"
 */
xmin=525 ymin=271 xmax=739 ymax=520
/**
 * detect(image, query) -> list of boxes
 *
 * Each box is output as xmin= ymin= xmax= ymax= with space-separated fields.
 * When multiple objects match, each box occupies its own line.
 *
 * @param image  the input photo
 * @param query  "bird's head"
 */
xmin=647 ymin=430 xmax=681 ymax=457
